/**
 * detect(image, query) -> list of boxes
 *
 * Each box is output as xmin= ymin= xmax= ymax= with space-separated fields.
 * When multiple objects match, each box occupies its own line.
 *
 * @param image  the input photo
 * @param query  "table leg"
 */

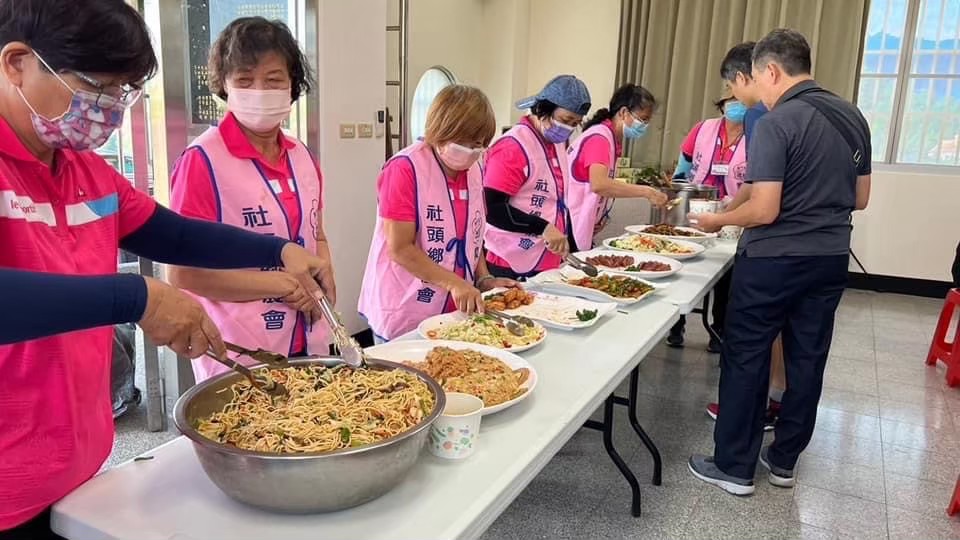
xmin=699 ymin=291 xmax=723 ymax=346
xmin=628 ymin=367 xmax=662 ymax=486
xmin=584 ymin=396 xmax=643 ymax=517
xmin=600 ymin=395 xmax=642 ymax=517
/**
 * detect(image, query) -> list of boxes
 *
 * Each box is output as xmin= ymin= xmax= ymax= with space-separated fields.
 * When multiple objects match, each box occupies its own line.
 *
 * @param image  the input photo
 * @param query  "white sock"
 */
xmin=768 ymin=388 xmax=784 ymax=403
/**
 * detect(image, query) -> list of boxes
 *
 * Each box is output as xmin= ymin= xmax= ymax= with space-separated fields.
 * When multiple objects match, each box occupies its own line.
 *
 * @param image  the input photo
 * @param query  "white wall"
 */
xmin=851 ymin=170 xmax=958 ymax=282
xmin=317 ymin=0 xmax=386 ymax=333
xmin=403 ymin=0 xmax=620 ymax=132
xmin=522 ymin=0 xmax=620 ymax=116
xmin=406 ymin=0 xmax=485 ymax=113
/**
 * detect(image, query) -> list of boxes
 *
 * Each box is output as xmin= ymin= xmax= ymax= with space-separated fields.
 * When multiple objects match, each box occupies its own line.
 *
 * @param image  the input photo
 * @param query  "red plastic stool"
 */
xmin=926 ymin=288 xmax=960 ymax=387
xmin=949 ymin=475 xmax=960 ymax=516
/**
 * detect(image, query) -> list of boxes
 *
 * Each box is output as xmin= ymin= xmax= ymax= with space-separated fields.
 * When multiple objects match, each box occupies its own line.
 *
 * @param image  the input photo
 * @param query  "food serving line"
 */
xmin=51 ymin=239 xmax=737 ymax=540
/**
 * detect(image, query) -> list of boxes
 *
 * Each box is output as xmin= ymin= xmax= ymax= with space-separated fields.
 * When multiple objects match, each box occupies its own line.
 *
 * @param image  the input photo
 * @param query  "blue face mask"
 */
xmin=724 ymin=100 xmax=747 ymax=123
xmin=623 ymin=116 xmax=648 ymax=139
xmin=623 ymin=120 xmax=647 ymax=139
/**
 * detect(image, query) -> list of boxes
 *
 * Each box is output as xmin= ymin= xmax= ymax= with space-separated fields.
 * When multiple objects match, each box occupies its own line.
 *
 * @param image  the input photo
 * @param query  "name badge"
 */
xmin=710 ymin=163 xmax=730 ymax=176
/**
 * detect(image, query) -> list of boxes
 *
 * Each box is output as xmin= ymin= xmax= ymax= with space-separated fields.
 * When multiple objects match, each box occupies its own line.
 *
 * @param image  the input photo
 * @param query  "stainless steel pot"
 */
xmin=173 ymin=357 xmax=445 ymax=513
xmin=648 ymin=184 xmax=718 ymax=226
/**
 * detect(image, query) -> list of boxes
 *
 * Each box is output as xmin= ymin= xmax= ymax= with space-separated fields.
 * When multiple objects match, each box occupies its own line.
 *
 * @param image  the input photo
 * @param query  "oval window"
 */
xmin=410 ymin=67 xmax=457 ymax=142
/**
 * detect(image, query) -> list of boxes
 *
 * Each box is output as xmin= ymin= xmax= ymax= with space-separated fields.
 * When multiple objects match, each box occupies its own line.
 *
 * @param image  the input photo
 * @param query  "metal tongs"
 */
xmin=564 ymin=254 xmax=599 ymax=277
xmin=204 ymin=343 xmax=289 ymax=398
xmin=484 ymin=308 xmax=532 ymax=337
xmin=312 ymin=292 xmax=369 ymax=368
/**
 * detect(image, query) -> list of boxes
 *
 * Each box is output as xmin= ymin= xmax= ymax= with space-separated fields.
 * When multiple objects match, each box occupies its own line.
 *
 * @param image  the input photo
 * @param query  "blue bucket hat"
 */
xmin=516 ymin=75 xmax=591 ymax=116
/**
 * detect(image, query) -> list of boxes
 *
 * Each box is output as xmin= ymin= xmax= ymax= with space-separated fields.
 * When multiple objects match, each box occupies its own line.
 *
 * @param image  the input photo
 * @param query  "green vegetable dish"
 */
xmin=576 ymin=309 xmax=598 ymax=321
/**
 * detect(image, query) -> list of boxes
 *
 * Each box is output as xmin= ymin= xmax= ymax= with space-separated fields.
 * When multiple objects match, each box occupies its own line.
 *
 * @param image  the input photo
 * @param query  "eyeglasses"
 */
xmin=65 ymin=68 xmax=144 ymax=108
xmin=629 ymin=111 xmax=649 ymax=126
xmin=33 ymin=50 xmax=143 ymax=109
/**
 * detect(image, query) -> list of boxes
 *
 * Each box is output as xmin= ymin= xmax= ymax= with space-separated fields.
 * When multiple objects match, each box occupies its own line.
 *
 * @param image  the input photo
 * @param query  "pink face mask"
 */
xmin=437 ymin=142 xmax=483 ymax=171
xmin=226 ymin=87 xmax=292 ymax=132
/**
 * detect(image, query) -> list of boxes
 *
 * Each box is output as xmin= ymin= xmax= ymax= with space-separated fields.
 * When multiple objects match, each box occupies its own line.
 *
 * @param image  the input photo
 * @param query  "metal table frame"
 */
xmin=583 ymin=366 xmax=662 ymax=517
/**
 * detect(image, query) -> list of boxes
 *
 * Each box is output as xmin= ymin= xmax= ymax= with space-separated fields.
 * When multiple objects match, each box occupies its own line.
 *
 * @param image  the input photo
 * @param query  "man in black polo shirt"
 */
xmin=687 ymin=28 xmax=872 ymax=496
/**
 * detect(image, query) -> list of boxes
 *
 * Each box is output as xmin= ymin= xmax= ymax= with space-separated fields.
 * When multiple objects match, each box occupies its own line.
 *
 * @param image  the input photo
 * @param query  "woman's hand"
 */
xmin=139 ymin=277 xmax=225 ymax=359
xmin=643 ymin=186 xmax=668 ymax=207
xmin=476 ymin=276 xmax=520 ymax=293
xmin=280 ymin=243 xmax=336 ymax=306
xmin=449 ymin=280 xmax=485 ymax=315
xmin=542 ymin=224 xmax=570 ymax=255
xmin=268 ymin=272 xmax=323 ymax=323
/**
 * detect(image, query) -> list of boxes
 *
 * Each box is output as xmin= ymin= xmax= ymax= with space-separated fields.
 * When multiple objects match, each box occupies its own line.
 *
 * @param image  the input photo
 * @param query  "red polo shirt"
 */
xmin=170 ymin=113 xmax=323 ymax=354
xmin=0 ymin=117 xmax=157 ymax=528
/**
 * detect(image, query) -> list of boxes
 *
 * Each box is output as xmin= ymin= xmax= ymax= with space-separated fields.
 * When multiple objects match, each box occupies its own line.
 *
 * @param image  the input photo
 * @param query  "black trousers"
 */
xmin=0 ymin=508 xmax=64 ymax=540
xmin=714 ymin=254 xmax=848 ymax=479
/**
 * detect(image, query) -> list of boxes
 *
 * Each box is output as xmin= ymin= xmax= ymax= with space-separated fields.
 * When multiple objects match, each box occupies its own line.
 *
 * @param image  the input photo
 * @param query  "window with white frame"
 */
xmin=857 ymin=0 xmax=960 ymax=167
xmin=410 ymin=67 xmax=457 ymax=142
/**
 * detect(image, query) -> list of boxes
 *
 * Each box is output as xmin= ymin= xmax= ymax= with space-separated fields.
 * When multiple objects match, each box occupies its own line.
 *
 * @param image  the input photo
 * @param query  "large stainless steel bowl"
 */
xmin=173 ymin=357 xmax=445 ymax=513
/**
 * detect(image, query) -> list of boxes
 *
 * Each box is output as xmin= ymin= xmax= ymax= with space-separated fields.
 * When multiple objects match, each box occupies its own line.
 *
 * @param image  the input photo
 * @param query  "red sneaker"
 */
xmin=705 ymin=402 xmax=719 ymax=420
xmin=705 ymin=401 xmax=778 ymax=432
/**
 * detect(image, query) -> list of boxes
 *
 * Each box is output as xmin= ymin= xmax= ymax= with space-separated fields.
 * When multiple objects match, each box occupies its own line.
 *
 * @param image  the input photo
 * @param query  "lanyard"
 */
xmin=703 ymin=123 xmax=743 ymax=198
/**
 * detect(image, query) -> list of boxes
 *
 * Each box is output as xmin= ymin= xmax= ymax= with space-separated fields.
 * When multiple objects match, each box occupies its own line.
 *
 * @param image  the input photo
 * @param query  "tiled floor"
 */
xmin=109 ymin=290 xmax=960 ymax=539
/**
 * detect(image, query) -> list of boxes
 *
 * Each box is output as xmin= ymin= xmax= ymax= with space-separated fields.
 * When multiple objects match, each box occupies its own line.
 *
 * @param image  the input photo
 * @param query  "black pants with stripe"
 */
xmin=714 ymin=254 xmax=848 ymax=479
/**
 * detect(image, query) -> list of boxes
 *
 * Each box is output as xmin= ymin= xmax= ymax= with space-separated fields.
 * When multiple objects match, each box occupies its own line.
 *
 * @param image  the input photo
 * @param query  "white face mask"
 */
xmin=226 ymin=87 xmax=292 ymax=132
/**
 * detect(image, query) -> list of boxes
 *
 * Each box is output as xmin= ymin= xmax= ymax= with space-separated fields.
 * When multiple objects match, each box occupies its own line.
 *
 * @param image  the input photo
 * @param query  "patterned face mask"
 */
xmin=16 ymin=51 xmax=125 ymax=151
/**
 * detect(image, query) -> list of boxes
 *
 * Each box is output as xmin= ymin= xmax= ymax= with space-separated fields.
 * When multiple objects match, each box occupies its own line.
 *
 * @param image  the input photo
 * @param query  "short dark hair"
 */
xmin=0 ymin=0 xmax=158 ymax=83
xmin=713 ymin=97 xmax=734 ymax=112
xmin=582 ymin=83 xmax=656 ymax=131
xmin=753 ymin=29 xmax=812 ymax=76
xmin=530 ymin=99 xmax=559 ymax=119
xmin=720 ymin=42 xmax=756 ymax=82
xmin=208 ymin=17 xmax=314 ymax=102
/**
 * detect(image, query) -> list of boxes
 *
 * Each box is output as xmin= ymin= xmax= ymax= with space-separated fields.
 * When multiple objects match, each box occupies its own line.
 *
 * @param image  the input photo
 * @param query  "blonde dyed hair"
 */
xmin=423 ymin=84 xmax=497 ymax=147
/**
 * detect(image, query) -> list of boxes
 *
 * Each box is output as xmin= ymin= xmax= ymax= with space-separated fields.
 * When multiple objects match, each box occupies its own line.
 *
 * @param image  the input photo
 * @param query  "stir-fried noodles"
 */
xmin=411 ymin=347 xmax=529 ymax=406
xmin=196 ymin=366 xmax=435 ymax=453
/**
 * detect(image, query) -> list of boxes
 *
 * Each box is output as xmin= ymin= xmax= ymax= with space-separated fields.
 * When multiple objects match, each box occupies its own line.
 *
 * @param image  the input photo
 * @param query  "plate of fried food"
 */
xmin=417 ymin=312 xmax=546 ymax=352
xmin=482 ymin=287 xmax=617 ymax=330
xmin=366 ymin=340 xmax=536 ymax=415
xmin=527 ymin=268 xmax=660 ymax=306
xmin=603 ymin=233 xmax=705 ymax=260
xmin=572 ymin=249 xmax=682 ymax=279
xmin=625 ymin=223 xmax=718 ymax=244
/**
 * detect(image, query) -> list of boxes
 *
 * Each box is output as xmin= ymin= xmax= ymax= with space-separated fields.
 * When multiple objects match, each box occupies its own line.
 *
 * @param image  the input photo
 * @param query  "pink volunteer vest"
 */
xmin=358 ymin=141 xmax=484 ymax=341
xmin=566 ymin=123 xmax=616 ymax=251
xmin=483 ymin=123 xmax=568 ymax=274
xmin=187 ymin=127 xmax=329 ymax=381
xmin=689 ymin=117 xmax=747 ymax=200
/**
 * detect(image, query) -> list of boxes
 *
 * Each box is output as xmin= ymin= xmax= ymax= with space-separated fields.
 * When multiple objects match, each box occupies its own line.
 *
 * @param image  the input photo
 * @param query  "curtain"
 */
xmin=615 ymin=0 xmax=871 ymax=168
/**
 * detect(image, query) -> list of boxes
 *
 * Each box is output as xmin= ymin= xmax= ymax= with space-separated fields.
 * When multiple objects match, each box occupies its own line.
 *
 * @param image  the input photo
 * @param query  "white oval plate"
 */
xmin=526 ymin=268 xmax=661 ymax=306
xmin=482 ymin=288 xmax=616 ymax=331
xmin=602 ymin=234 xmax=705 ymax=260
xmin=572 ymin=249 xmax=682 ymax=279
xmin=625 ymin=224 xmax=718 ymax=244
xmin=416 ymin=312 xmax=546 ymax=353
xmin=366 ymin=339 xmax=536 ymax=416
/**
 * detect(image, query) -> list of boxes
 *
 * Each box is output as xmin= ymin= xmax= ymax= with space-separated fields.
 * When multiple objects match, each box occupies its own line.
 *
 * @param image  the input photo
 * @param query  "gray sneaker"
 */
xmin=759 ymin=446 xmax=796 ymax=488
xmin=687 ymin=455 xmax=755 ymax=496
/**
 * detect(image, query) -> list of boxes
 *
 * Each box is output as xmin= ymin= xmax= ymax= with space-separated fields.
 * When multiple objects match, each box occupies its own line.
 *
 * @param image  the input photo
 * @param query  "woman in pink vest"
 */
xmin=567 ymin=84 xmax=668 ymax=250
xmin=680 ymin=93 xmax=748 ymax=205
xmin=170 ymin=17 xmax=333 ymax=379
xmin=484 ymin=75 xmax=591 ymax=279
xmin=667 ymin=92 xmax=749 ymax=351
xmin=359 ymin=85 xmax=515 ymax=343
